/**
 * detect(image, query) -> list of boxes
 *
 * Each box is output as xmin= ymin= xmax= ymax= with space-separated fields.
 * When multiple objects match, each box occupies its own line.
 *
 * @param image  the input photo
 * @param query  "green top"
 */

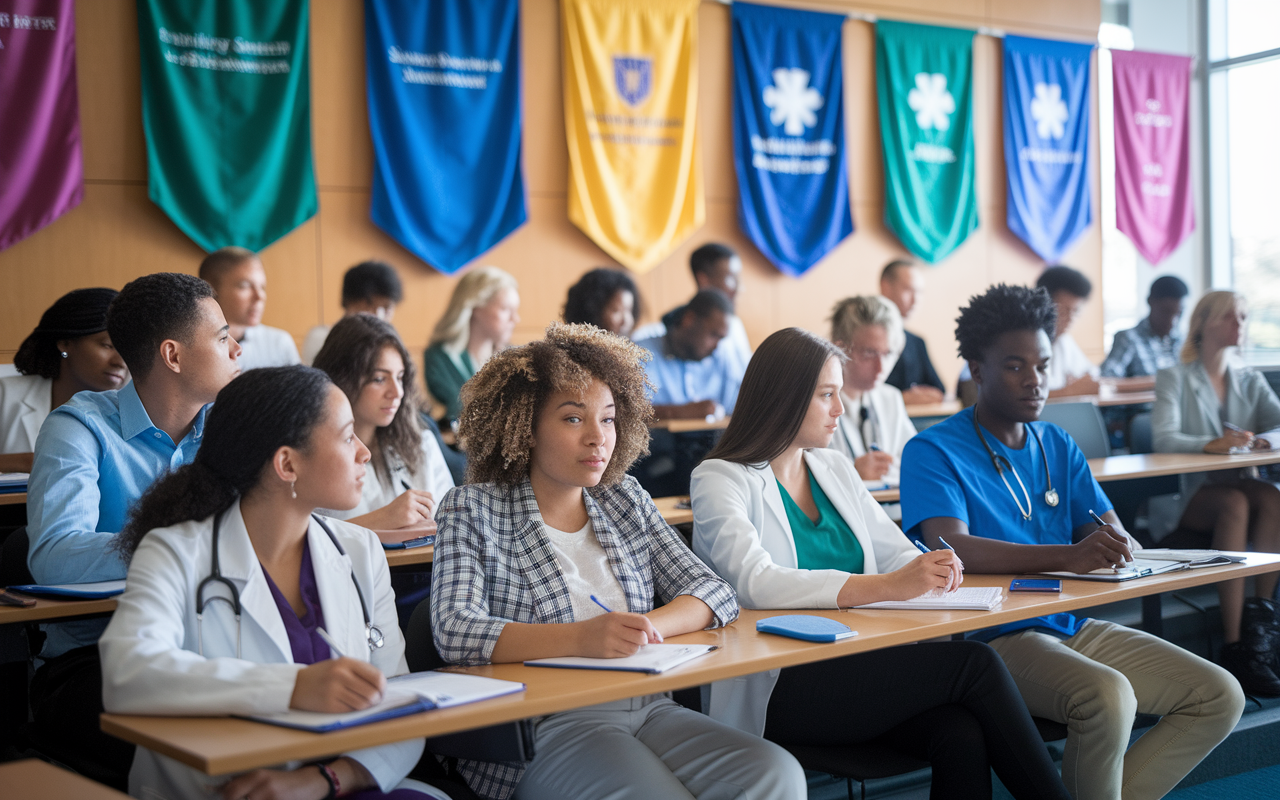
xmin=777 ymin=470 xmax=865 ymax=574
xmin=423 ymin=342 xmax=476 ymax=422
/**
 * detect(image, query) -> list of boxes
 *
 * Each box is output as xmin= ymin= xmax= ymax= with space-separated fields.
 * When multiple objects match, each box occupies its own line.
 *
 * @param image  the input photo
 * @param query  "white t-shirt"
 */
xmin=236 ymin=325 xmax=301 ymax=372
xmin=541 ymin=518 xmax=628 ymax=622
xmin=1047 ymin=332 xmax=1099 ymax=391
xmin=301 ymin=324 xmax=331 ymax=366
xmin=828 ymin=383 xmax=916 ymax=487
xmin=324 ymin=430 xmax=454 ymax=521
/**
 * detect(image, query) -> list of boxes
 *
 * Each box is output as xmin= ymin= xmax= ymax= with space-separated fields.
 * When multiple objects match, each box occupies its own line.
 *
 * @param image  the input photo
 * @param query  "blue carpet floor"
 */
xmin=1166 ymin=762 xmax=1280 ymax=799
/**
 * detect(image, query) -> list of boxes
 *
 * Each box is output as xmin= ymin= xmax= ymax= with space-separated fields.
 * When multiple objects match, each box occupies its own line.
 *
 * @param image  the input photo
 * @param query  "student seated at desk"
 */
xmin=1101 ymin=275 xmax=1188 ymax=384
xmin=1037 ymin=266 xmax=1100 ymax=398
xmin=0 ymin=288 xmax=124 ymax=474
xmin=901 ymin=284 xmax=1244 ymax=800
xmin=432 ymin=323 xmax=806 ymax=800
xmin=26 ymin=273 xmax=242 ymax=789
xmin=303 ymin=260 xmax=405 ymax=366
xmin=313 ymin=315 xmax=453 ymax=542
xmin=635 ymin=289 xmax=743 ymax=421
xmin=424 ymin=266 xmax=520 ymax=424
xmin=200 ymin=247 xmax=301 ymax=371
xmin=827 ymin=296 xmax=916 ymax=487
xmin=690 ymin=328 xmax=1069 ymax=800
xmin=562 ymin=266 xmax=642 ymax=339
xmin=1152 ymin=290 xmax=1280 ymax=694
xmin=101 ymin=366 xmax=445 ymax=800
xmin=879 ymin=259 xmax=946 ymax=405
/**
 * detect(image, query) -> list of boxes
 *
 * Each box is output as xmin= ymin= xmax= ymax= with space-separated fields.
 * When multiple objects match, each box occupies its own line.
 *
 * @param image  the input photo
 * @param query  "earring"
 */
xmin=60 ymin=351 xmax=68 ymax=359
xmin=290 ymin=480 xmax=297 ymax=500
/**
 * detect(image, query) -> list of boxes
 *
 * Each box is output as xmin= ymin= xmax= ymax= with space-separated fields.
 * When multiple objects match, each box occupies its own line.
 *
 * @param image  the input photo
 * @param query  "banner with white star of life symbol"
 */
xmin=876 ymin=20 xmax=976 ymax=263
xmin=731 ymin=2 xmax=850 ymax=277
xmin=1002 ymin=34 xmax=1094 ymax=264
xmin=561 ymin=0 xmax=703 ymax=273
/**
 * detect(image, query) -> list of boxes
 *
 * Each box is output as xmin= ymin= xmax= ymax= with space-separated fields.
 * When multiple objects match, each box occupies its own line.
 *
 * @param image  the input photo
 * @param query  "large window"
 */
xmin=1209 ymin=0 xmax=1280 ymax=357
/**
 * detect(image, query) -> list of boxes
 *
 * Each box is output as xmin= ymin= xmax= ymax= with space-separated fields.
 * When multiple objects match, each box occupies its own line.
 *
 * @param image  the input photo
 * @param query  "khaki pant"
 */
xmin=989 ymin=620 xmax=1244 ymax=800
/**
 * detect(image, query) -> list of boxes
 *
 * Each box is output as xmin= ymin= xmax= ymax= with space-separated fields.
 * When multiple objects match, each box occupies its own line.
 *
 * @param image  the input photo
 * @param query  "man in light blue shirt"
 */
xmin=25 ymin=272 xmax=241 ymax=789
xmin=636 ymin=289 xmax=744 ymax=419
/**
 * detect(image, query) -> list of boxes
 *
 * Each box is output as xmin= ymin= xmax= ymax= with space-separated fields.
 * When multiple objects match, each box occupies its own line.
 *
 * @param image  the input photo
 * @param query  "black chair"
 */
xmin=0 ymin=525 xmax=34 ymax=586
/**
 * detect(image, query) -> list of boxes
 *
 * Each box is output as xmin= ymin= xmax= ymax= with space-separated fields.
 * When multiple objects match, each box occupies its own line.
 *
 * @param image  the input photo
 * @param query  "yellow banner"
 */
xmin=562 ymin=0 xmax=704 ymax=273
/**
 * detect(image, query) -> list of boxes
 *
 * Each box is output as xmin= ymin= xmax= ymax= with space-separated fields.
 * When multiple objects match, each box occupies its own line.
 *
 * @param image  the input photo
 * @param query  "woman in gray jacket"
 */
xmin=1153 ymin=290 xmax=1280 ymax=695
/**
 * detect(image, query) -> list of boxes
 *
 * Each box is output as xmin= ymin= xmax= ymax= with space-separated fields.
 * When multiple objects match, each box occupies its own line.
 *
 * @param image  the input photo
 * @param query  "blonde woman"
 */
xmin=828 ymin=296 xmax=916 ymax=487
xmin=1153 ymin=290 xmax=1280 ymax=696
xmin=423 ymin=266 xmax=520 ymax=422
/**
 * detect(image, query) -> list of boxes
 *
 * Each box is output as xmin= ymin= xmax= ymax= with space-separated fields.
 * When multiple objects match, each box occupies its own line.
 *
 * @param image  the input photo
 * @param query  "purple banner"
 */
xmin=1112 ymin=49 xmax=1193 ymax=265
xmin=0 ymin=0 xmax=83 ymax=251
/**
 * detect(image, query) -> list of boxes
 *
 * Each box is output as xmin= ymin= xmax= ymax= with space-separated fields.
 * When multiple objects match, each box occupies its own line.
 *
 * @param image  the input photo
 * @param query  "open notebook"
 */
xmin=0 ymin=472 xmax=27 ymax=494
xmin=851 ymin=586 xmax=1004 ymax=611
xmin=525 ymin=643 xmax=718 ymax=674
xmin=1140 ymin=549 xmax=1248 ymax=568
xmin=1041 ymin=558 xmax=1189 ymax=582
xmin=241 ymin=670 xmax=525 ymax=733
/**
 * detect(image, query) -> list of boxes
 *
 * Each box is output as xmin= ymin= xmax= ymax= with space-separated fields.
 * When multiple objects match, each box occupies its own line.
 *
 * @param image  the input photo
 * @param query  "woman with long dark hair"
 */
xmin=314 ymin=315 xmax=453 ymax=542
xmin=100 ymin=367 xmax=444 ymax=800
xmin=691 ymin=328 xmax=1069 ymax=800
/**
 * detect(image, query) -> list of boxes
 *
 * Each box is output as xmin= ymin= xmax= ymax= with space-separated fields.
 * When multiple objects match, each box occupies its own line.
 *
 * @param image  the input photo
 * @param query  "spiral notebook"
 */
xmin=525 ymin=644 xmax=718 ymax=674
xmin=850 ymin=586 xmax=1004 ymax=611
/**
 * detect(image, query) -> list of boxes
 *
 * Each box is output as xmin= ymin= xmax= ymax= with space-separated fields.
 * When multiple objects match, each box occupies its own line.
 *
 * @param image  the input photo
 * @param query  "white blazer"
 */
xmin=0 ymin=374 xmax=52 ymax=454
xmin=689 ymin=448 xmax=919 ymax=735
xmin=99 ymin=501 xmax=425 ymax=800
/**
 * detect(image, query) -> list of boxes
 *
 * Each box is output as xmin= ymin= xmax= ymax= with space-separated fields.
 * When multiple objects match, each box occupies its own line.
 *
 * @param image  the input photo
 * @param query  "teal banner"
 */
xmin=875 ymin=20 xmax=976 ymax=263
xmin=137 ymin=0 xmax=317 ymax=252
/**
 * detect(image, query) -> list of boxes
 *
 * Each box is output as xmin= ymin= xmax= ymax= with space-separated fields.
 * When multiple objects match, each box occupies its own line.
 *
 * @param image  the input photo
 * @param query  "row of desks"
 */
xmin=98 ymin=553 xmax=1280 ymax=776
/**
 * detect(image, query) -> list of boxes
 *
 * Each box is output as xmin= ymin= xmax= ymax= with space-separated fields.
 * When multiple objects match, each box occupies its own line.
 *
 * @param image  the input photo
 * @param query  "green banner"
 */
xmin=875 ymin=20 xmax=976 ymax=263
xmin=138 ymin=0 xmax=317 ymax=252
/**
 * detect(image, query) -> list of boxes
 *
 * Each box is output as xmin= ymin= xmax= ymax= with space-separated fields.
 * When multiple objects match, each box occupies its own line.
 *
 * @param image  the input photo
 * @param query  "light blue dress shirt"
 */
xmin=635 ymin=334 xmax=744 ymax=413
xmin=27 ymin=382 xmax=209 ymax=659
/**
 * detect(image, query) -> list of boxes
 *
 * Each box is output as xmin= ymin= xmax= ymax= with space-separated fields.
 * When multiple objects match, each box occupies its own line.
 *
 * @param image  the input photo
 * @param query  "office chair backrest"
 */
xmin=1038 ymin=402 xmax=1111 ymax=459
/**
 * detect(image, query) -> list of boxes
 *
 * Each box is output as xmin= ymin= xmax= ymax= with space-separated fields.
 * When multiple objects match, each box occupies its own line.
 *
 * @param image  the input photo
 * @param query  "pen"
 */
xmin=1223 ymin=421 xmax=1246 ymax=433
xmin=1089 ymin=509 xmax=1131 ymax=568
xmin=401 ymin=479 xmax=412 ymax=492
xmin=869 ymin=444 xmax=882 ymax=452
xmin=913 ymin=539 xmax=958 ymax=592
xmin=316 ymin=627 xmax=346 ymax=659
xmin=913 ymin=539 xmax=930 ymax=555
xmin=590 ymin=595 xmax=613 ymax=613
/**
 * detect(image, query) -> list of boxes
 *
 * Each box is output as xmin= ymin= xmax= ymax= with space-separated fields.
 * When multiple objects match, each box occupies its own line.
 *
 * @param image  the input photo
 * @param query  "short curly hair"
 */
xmin=457 ymin=323 xmax=654 ymax=486
xmin=955 ymin=284 xmax=1057 ymax=363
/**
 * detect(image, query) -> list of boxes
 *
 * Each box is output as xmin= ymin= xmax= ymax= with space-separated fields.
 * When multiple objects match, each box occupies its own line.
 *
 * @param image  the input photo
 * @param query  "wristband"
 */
xmin=315 ymin=762 xmax=341 ymax=799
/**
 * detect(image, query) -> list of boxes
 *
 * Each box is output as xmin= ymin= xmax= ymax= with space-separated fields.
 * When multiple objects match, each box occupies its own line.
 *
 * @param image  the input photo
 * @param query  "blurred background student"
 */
xmin=562 ymin=267 xmax=643 ymax=339
xmin=302 ymin=260 xmax=405 ymax=366
xmin=879 ymin=259 xmax=946 ymax=405
xmin=200 ymin=247 xmax=300 ymax=371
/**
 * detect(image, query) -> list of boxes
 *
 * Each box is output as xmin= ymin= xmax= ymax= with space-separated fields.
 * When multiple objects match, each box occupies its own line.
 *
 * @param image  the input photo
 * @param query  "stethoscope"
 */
xmin=972 ymin=406 xmax=1058 ymax=521
xmin=196 ymin=509 xmax=385 ymax=658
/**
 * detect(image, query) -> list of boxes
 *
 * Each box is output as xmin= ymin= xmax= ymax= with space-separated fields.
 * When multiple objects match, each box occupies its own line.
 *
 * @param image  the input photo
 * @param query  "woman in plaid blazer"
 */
xmin=431 ymin=324 xmax=805 ymax=800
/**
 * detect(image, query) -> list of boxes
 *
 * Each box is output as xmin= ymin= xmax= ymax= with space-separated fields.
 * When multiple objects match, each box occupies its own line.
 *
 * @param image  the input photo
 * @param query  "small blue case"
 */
xmin=756 ymin=615 xmax=858 ymax=642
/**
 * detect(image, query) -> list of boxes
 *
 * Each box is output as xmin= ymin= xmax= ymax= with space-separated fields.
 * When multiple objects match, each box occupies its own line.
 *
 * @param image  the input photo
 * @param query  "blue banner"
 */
xmin=1002 ymin=34 xmax=1093 ymax=264
xmin=732 ymin=2 xmax=849 ymax=277
xmin=364 ymin=0 xmax=525 ymax=274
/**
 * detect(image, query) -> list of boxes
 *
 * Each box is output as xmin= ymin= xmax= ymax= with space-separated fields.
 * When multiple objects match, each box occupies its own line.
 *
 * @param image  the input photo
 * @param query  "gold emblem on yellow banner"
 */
xmin=562 ymin=0 xmax=704 ymax=273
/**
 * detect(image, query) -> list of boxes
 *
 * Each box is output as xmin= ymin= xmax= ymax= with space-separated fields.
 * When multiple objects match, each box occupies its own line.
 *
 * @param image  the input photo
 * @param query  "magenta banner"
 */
xmin=1112 ymin=49 xmax=1193 ymax=265
xmin=0 ymin=0 xmax=83 ymax=251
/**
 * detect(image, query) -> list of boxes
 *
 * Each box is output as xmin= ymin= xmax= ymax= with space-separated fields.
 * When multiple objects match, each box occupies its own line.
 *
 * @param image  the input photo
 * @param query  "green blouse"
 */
xmin=777 ymin=470 xmax=865 ymax=574
xmin=423 ymin=342 xmax=476 ymax=422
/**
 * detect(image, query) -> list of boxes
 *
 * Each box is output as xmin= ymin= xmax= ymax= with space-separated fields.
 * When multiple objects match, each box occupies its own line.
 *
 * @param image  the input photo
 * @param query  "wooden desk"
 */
xmin=1089 ymin=451 xmax=1280 ymax=482
xmin=0 ymin=491 xmax=26 ymax=506
xmin=384 ymin=545 xmax=434 ymax=568
xmin=870 ymin=488 xmax=900 ymax=503
xmin=905 ymin=400 xmax=961 ymax=419
xmin=100 ymin=554 xmax=1280 ymax=776
xmin=0 ymin=759 xmax=130 ymax=799
xmin=1047 ymin=391 xmax=1156 ymax=408
xmin=0 ymin=594 xmax=118 ymax=625
xmin=654 ymin=495 xmax=692 ymax=526
xmin=650 ymin=417 xmax=732 ymax=434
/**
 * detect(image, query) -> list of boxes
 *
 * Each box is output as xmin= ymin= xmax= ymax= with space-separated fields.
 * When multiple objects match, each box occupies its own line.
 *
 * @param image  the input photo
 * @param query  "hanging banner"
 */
xmin=732 ymin=2 xmax=849 ymax=277
xmin=137 ymin=0 xmax=317 ymax=252
xmin=1003 ymin=35 xmax=1093 ymax=264
xmin=0 ymin=1 xmax=83 ymax=251
xmin=365 ymin=0 xmax=525 ymax=275
xmin=875 ymin=20 xmax=977 ymax=264
xmin=562 ymin=0 xmax=703 ymax=273
xmin=1112 ymin=49 xmax=1194 ymax=265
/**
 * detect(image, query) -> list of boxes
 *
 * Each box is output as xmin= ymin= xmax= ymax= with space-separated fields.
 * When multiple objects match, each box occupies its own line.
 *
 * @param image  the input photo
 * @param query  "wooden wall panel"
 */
xmin=1 ymin=0 xmax=1101 ymax=396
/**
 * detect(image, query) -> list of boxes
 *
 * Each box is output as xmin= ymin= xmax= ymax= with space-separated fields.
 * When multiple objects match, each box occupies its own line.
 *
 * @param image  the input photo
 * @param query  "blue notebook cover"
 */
xmin=241 ymin=696 xmax=437 ymax=733
xmin=756 ymin=615 xmax=858 ymax=643
xmin=383 ymin=534 xmax=436 ymax=550
xmin=8 ymin=580 xmax=126 ymax=600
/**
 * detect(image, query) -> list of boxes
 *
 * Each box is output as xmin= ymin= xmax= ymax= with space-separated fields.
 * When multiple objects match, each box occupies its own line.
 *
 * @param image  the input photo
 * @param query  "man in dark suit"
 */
xmin=880 ymin=259 xmax=946 ymax=405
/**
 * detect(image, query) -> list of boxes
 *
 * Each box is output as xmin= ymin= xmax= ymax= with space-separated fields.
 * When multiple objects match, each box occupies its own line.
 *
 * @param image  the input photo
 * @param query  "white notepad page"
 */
xmin=851 ymin=586 xmax=1004 ymax=611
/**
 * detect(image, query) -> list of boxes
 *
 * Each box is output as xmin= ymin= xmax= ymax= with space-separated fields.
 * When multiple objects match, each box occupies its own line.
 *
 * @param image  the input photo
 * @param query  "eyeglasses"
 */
xmin=848 ymin=348 xmax=893 ymax=363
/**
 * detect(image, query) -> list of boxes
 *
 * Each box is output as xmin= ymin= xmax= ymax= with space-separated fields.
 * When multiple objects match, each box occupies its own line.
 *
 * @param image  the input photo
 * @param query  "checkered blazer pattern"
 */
xmin=431 ymin=475 xmax=739 ymax=799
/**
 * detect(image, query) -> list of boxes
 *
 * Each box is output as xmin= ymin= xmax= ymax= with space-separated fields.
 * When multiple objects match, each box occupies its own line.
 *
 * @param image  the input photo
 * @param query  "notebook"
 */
xmin=756 ymin=615 xmax=857 ymax=642
xmin=851 ymin=586 xmax=1004 ymax=611
xmin=241 ymin=670 xmax=526 ymax=733
xmin=0 ymin=473 xmax=27 ymax=494
xmin=1140 ymin=549 xmax=1248 ymax=568
xmin=382 ymin=534 xmax=436 ymax=550
xmin=8 ymin=580 xmax=126 ymax=600
xmin=1041 ymin=558 xmax=1189 ymax=582
xmin=525 ymin=643 xmax=718 ymax=674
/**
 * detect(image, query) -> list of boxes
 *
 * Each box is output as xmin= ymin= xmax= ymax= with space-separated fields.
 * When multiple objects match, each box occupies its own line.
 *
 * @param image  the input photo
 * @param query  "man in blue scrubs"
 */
xmin=901 ymin=284 xmax=1243 ymax=800
xmin=25 ymin=272 xmax=241 ymax=788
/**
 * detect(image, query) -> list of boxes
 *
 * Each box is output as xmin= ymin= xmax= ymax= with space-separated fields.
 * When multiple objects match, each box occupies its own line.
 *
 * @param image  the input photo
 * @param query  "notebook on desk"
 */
xmin=525 ymin=643 xmax=718 ymax=674
xmin=851 ymin=586 xmax=1003 ymax=611
xmin=1041 ymin=558 xmax=1189 ymax=582
xmin=240 ymin=671 xmax=526 ymax=733
xmin=1140 ymin=549 xmax=1248 ymax=568
xmin=7 ymin=580 xmax=126 ymax=600
xmin=0 ymin=473 xmax=27 ymax=494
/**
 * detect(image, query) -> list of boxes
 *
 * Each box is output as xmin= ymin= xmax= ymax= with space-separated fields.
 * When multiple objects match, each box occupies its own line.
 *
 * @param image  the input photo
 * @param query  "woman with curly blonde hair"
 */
xmin=430 ymin=323 xmax=805 ymax=800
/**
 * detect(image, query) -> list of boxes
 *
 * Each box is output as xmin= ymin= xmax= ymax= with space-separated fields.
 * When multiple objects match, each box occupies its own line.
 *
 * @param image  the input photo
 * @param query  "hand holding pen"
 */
xmin=582 ymin=595 xmax=663 ymax=657
xmin=911 ymin=537 xmax=964 ymax=593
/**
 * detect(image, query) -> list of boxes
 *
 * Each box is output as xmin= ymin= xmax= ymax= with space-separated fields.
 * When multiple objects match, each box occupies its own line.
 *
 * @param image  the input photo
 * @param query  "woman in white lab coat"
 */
xmin=691 ymin=328 xmax=1069 ymax=800
xmin=100 ymin=366 xmax=447 ymax=800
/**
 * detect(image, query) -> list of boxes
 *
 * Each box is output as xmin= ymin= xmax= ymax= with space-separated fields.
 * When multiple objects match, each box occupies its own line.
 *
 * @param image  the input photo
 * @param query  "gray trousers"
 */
xmin=514 ymin=694 xmax=806 ymax=800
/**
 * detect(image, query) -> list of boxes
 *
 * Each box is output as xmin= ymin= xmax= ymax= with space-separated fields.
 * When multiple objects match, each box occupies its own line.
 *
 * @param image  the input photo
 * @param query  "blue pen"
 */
xmin=912 ymin=539 xmax=931 ymax=555
xmin=913 ymin=539 xmax=958 ymax=591
xmin=590 ymin=594 xmax=613 ymax=613
xmin=937 ymin=537 xmax=956 ymax=551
